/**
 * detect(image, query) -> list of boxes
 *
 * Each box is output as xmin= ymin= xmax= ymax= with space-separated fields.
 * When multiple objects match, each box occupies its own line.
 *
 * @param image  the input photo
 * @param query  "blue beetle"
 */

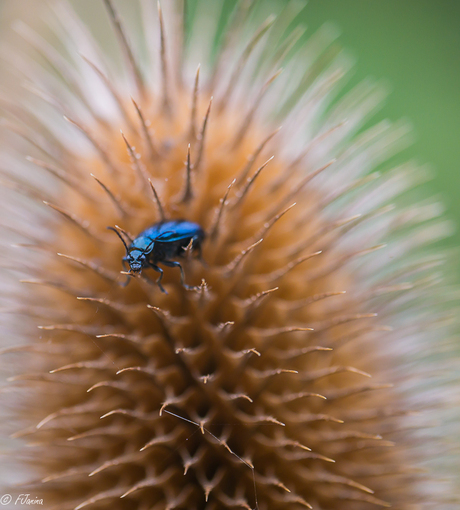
xmin=108 ymin=220 xmax=205 ymax=293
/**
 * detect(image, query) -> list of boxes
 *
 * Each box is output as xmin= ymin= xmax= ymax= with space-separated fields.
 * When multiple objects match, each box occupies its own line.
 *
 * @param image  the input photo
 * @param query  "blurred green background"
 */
xmin=303 ymin=0 xmax=460 ymax=249
xmin=1 ymin=0 xmax=459 ymax=246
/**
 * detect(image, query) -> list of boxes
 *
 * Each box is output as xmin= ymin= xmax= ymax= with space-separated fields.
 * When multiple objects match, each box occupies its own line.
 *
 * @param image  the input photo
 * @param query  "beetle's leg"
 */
xmin=149 ymin=264 xmax=167 ymax=294
xmin=161 ymin=260 xmax=194 ymax=290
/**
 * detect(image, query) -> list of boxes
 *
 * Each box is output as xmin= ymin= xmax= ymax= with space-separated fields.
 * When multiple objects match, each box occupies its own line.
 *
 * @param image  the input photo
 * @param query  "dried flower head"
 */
xmin=0 ymin=1 xmax=459 ymax=509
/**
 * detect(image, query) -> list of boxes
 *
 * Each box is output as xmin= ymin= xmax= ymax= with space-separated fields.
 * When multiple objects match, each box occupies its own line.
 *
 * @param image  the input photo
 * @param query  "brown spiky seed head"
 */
xmin=0 ymin=1 xmax=459 ymax=509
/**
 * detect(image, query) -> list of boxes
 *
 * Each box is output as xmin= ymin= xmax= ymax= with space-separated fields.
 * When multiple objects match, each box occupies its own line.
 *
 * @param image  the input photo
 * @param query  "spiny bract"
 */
xmin=0 ymin=1 xmax=458 ymax=509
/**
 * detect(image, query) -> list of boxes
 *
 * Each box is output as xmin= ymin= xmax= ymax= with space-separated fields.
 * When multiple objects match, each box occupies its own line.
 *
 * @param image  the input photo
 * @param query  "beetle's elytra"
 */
xmin=108 ymin=220 xmax=205 ymax=293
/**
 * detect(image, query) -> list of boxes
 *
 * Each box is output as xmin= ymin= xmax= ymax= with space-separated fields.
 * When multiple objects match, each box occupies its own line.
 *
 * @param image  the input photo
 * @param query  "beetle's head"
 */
xmin=127 ymin=249 xmax=146 ymax=274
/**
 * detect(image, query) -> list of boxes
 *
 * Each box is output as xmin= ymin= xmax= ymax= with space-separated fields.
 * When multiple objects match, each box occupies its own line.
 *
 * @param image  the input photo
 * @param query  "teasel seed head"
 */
xmin=0 ymin=1 xmax=459 ymax=509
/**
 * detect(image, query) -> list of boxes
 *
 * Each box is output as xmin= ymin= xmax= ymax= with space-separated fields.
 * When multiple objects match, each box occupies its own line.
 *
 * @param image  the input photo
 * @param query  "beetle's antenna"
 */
xmin=153 ymin=230 xmax=175 ymax=242
xmin=140 ymin=229 xmax=174 ymax=257
xmin=144 ymin=238 xmax=157 ymax=255
xmin=140 ymin=229 xmax=175 ymax=258
xmin=107 ymin=226 xmax=130 ymax=255
xmin=114 ymin=224 xmax=134 ymax=243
